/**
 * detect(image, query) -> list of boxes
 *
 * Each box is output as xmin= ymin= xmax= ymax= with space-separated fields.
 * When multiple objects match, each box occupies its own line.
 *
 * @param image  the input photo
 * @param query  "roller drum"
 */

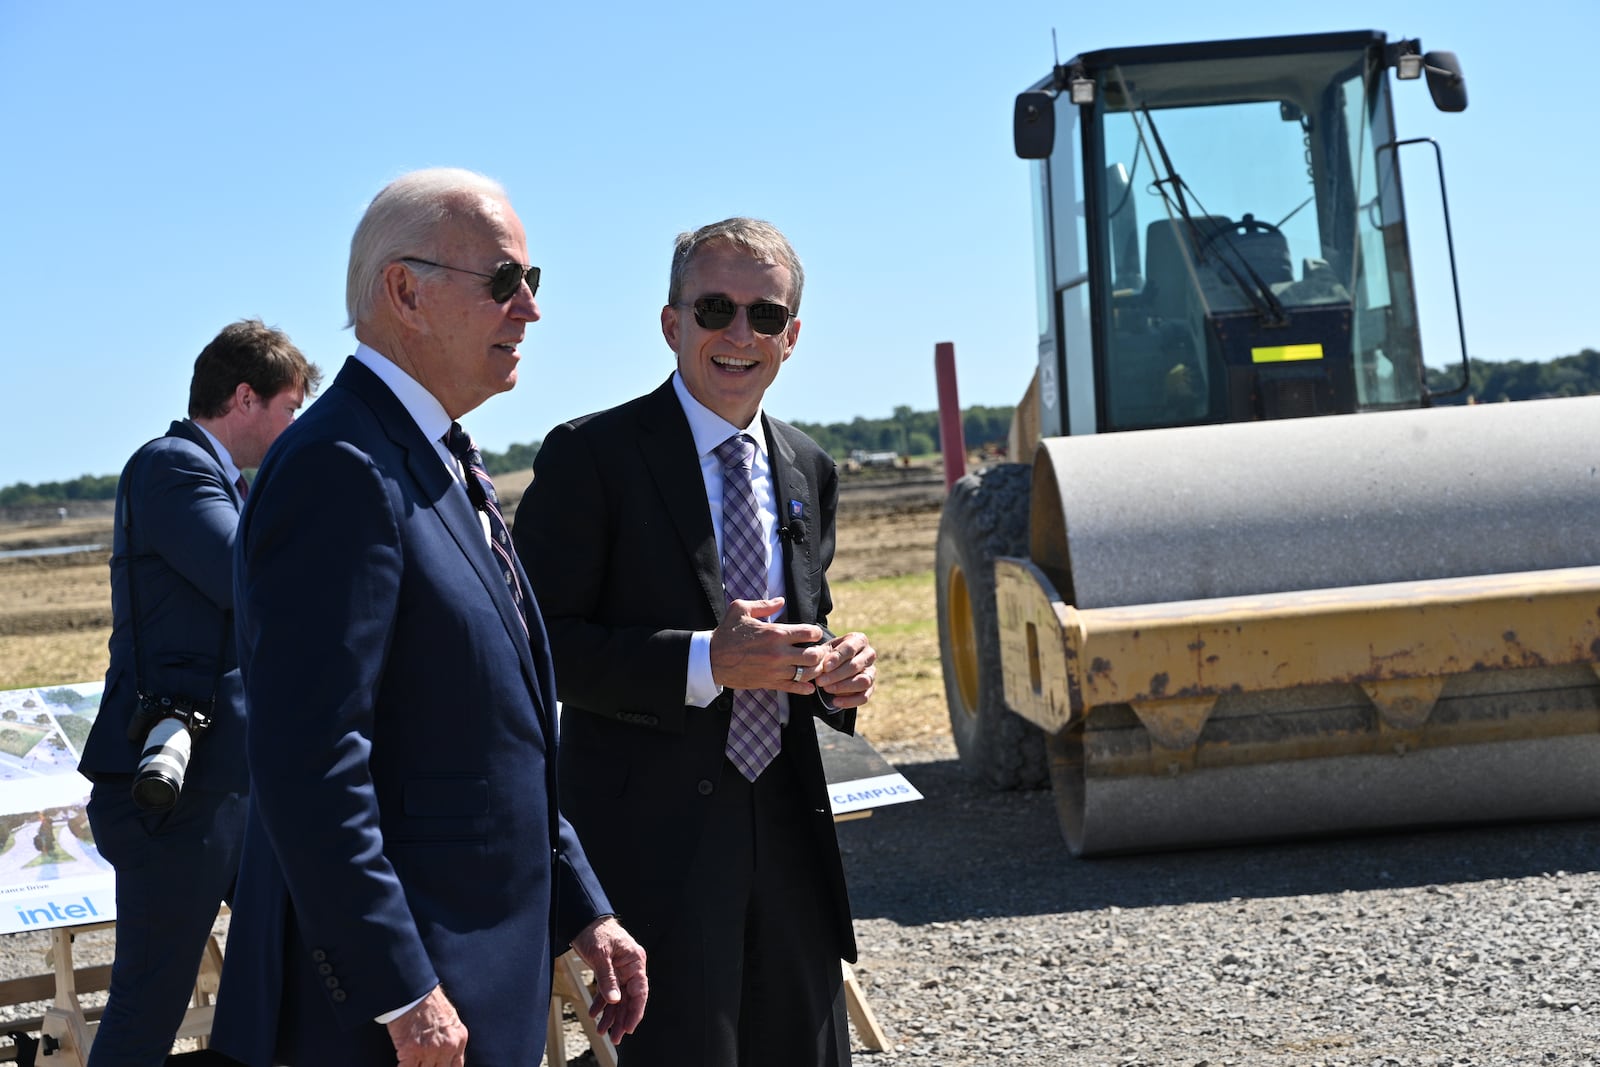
xmin=1031 ymin=396 xmax=1600 ymax=609
xmin=1019 ymin=397 xmax=1600 ymax=854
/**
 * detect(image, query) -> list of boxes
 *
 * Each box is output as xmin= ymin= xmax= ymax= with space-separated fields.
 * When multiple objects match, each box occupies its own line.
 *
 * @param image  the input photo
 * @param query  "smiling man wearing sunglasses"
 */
xmin=515 ymin=217 xmax=877 ymax=1067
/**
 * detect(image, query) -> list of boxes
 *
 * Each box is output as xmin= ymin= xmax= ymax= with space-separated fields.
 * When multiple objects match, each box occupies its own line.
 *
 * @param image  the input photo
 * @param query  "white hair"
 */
xmin=345 ymin=168 xmax=509 ymax=328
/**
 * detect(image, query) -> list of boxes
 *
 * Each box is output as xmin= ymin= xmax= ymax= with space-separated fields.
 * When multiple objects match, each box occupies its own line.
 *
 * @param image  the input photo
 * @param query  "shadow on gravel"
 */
xmin=840 ymin=757 xmax=1600 ymax=926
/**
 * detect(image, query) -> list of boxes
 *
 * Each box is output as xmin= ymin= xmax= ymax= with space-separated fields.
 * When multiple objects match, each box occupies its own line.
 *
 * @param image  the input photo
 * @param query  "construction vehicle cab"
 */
xmin=1016 ymin=30 xmax=1467 ymax=437
xmin=937 ymin=30 xmax=1600 ymax=855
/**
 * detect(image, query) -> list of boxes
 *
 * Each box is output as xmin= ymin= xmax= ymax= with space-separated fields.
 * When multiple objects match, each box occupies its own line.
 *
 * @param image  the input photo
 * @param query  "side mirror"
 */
xmin=1423 ymin=51 xmax=1467 ymax=112
xmin=1014 ymin=91 xmax=1056 ymax=159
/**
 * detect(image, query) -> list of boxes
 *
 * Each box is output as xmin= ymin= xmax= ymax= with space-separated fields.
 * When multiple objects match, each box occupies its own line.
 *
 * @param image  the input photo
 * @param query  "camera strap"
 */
xmin=120 ymin=431 xmax=232 ymax=739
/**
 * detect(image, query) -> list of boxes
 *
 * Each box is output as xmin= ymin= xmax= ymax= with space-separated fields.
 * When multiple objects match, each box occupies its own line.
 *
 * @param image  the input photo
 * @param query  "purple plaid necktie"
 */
xmin=714 ymin=434 xmax=783 ymax=781
xmin=444 ymin=422 xmax=527 ymax=633
xmin=234 ymin=474 xmax=249 ymax=500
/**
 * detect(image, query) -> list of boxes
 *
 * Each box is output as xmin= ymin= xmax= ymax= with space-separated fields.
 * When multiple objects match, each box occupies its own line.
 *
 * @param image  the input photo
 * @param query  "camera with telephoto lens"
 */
xmin=127 ymin=693 xmax=213 ymax=812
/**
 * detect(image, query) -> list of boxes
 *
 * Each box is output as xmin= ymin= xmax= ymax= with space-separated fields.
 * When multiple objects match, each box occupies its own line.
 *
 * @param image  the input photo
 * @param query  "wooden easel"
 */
xmin=546 ymin=950 xmax=619 ymax=1067
xmin=0 ymin=918 xmax=224 ymax=1066
xmin=544 ymin=951 xmax=889 ymax=1065
xmin=841 ymin=960 xmax=890 ymax=1052
xmin=543 ymin=798 xmax=893 ymax=1067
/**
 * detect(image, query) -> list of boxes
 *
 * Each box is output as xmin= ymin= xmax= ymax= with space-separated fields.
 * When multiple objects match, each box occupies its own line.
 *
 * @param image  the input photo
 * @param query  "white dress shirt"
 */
xmin=671 ymin=372 xmax=786 ymax=715
xmin=352 ymin=343 xmax=454 ymax=470
xmin=352 ymin=343 xmax=490 ymax=543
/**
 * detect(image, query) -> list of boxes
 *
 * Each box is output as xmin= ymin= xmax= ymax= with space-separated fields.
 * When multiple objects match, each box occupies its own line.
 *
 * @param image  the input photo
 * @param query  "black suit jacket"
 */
xmin=81 ymin=419 xmax=248 ymax=791
xmin=513 ymin=376 xmax=856 ymax=964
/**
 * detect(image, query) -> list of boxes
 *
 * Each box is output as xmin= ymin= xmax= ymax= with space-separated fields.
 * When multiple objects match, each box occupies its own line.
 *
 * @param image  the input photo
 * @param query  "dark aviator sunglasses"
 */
xmin=402 ymin=257 xmax=541 ymax=303
xmin=680 ymin=296 xmax=793 ymax=336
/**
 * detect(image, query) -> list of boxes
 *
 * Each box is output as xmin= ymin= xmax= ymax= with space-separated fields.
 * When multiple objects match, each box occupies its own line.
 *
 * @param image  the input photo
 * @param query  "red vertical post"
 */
xmin=935 ymin=342 xmax=967 ymax=491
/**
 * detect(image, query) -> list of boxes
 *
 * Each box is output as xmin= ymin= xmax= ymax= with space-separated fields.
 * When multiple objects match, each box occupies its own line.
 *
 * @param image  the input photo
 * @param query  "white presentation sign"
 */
xmin=828 ymin=771 xmax=924 ymax=817
xmin=0 ymin=681 xmax=115 ymax=933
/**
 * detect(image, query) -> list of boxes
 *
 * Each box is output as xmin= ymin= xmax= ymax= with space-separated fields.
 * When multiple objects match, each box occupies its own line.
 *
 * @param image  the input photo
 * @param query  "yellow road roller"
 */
xmin=936 ymin=30 xmax=1600 ymax=854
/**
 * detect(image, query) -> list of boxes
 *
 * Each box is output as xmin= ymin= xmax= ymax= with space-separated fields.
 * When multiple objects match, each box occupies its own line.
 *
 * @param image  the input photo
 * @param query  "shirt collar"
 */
xmin=671 ymin=370 xmax=770 ymax=461
xmin=353 ymin=342 xmax=453 ymax=446
xmin=190 ymin=422 xmax=242 ymax=486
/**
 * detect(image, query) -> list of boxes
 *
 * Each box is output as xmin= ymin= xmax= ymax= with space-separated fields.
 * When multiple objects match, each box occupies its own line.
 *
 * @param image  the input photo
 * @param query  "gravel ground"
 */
xmin=840 ymin=735 xmax=1600 ymax=1066
xmin=5 ymin=741 xmax=1597 ymax=1066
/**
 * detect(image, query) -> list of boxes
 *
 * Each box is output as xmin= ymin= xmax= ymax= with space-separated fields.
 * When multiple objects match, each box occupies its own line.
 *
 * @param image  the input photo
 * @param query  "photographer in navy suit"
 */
xmin=514 ymin=218 xmax=876 ymax=1067
xmin=80 ymin=318 xmax=319 ymax=1066
xmin=210 ymin=168 xmax=647 ymax=1067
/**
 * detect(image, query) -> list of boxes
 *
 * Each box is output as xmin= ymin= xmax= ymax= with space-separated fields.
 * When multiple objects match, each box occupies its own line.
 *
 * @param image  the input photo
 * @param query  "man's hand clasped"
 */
xmin=711 ymin=597 xmax=876 ymax=708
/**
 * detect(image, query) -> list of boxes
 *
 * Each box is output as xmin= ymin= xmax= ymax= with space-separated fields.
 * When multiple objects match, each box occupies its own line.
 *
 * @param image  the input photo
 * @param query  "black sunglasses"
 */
xmin=401 ymin=257 xmax=541 ymax=303
xmin=680 ymin=296 xmax=793 ymax=336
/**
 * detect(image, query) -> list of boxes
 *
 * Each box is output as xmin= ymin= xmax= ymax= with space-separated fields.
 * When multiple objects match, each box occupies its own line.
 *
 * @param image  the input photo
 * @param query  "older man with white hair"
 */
xmin=210 ymin=168 xmax=646 ymax=1067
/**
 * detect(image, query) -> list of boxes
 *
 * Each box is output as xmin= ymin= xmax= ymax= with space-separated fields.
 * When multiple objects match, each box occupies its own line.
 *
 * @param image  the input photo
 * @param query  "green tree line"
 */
xmin=484 ymin=404 xmax=1017 ymax=472
xmin=482 ymin=441 xmax=541 ymax=476
xmin=0 ymin=448 xmax=542 ymax=507
xmin=788 ymin=404 xmax=1013 ymax=460
xmin=8 ymin=350 xmax=1598 ymax=504
xmin=0 ymin=473 xmax=120 ymax=509
xmin=1425 ymin=349 xmax=1600 ymax=404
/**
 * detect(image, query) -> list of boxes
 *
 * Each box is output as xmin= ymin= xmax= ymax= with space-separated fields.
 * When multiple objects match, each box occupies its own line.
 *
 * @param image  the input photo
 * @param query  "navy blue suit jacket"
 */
xmin=80 ymin=419 xmax=248 ymax=791
xmin=210 ymin=357 xmax=610 ymax=1067
xmin=512 ymin=377 xmax=856 ymax=965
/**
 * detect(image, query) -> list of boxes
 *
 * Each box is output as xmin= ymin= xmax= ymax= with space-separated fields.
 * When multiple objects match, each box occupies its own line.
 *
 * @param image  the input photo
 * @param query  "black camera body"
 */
xmin=128 ymin=692 xmax=213 ymax=812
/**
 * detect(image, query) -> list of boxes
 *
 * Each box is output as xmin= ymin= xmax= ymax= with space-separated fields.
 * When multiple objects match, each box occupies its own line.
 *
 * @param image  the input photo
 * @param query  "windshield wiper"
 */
xmin=1139 ymin=106 xmax=1287 ymax=324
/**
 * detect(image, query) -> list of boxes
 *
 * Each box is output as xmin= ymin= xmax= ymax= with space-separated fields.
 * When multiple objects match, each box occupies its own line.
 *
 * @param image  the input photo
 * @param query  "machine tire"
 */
xmin=936 ymin=463 xmax=1048 ymax=790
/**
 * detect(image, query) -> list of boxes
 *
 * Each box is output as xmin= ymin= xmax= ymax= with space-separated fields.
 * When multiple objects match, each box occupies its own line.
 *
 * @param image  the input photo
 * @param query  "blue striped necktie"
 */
xmin=444 ymin=422 xmax=527 ymax=632
xmin=714 ymin=433 xmax=783 ymax=781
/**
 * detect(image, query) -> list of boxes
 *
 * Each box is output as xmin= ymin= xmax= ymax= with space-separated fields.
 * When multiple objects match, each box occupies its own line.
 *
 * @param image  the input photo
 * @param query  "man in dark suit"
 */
xmin=513 ymin=217 xmax=877 ymax=1067
xmin=80 ymin=319 xmax=319 ymax=1066
xmin=209 ymin=168 xmax=647 ymax=1067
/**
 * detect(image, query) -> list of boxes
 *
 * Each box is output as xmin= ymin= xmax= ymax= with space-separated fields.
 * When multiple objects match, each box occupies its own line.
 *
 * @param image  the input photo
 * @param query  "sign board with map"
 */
xmin=0 ymin=685 xmax=922 ymax=933
xmin=815 ymin=720 xmax=924 ymax=818
xmin=0 ymin=682 xmax=114 ymax=933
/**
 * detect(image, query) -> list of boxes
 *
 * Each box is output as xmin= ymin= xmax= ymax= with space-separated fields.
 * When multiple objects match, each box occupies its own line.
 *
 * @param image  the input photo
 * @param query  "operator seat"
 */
xmin=1106 ymin=215 xmax=1230 ymax=427
xmin=1143 ymin=215 xmax=1230 ymax=323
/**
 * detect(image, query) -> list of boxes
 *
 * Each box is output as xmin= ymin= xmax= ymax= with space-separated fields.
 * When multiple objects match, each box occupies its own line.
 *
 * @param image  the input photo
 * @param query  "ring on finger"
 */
xmin=792 ymin=665 xmax=806 ymax=683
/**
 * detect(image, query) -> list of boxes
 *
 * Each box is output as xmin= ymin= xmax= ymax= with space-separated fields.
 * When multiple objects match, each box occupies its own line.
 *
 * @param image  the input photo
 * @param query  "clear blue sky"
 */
xmin=2 ymin=0 xmax=1593 ymax=487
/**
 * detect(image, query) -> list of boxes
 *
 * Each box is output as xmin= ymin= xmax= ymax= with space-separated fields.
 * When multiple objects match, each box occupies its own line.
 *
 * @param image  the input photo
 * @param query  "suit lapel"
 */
xmin=763 ymin=417 xmax=818 ymax=617
xmin=406 ymin=440 xmax=531 ymax=641
xmin=409 ymin=442 xmax=542 ymax=704
xmin=637 ymin=379 xmax=725 ymax=622
xmin=167 ymin=419 xmax=244 ymax=506
xmin=168 ymin=419 xmax=218 ymax=460
xmin=338 ymin=360 xmax=545 ymax=710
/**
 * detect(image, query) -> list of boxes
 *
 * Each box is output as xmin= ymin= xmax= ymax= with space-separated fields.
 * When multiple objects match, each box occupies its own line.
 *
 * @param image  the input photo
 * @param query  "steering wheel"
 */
xmin=1198 ymin=213 xmax=1282 ymax=255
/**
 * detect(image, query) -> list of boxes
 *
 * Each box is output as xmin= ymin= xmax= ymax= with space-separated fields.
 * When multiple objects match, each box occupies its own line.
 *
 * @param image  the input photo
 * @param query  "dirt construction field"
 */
xmin=0 ymin=469 xmax=949 ymax=746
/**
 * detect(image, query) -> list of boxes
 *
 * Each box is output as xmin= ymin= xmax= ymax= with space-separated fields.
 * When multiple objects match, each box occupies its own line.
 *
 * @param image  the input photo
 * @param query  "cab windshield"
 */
xmin=1093 ymin=45 xmax=1423 ymax=428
